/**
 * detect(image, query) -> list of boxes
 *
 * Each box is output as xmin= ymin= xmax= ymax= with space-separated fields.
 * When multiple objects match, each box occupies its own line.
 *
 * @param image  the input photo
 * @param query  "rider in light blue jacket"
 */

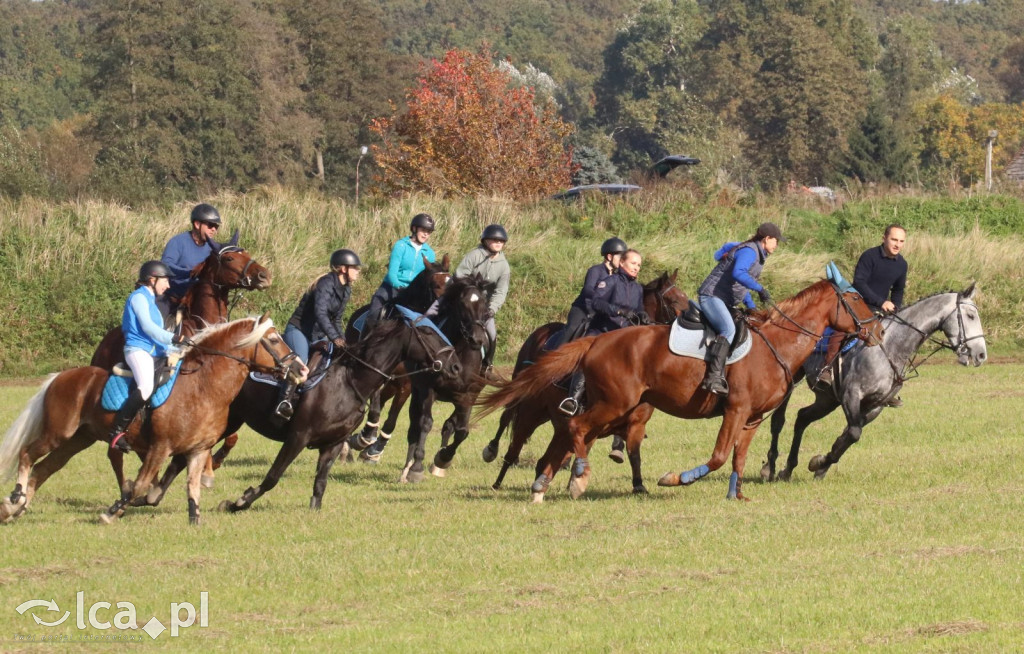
xmin=364 ymin=213 xmax=436 ymax=330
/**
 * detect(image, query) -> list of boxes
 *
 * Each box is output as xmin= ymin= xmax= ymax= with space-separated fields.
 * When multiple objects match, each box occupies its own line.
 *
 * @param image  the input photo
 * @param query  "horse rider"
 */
xmin=820 ymin=224 xmax=908 ymax=401
xmin=563 ymin=237 xmax=628 ymax=343
xmin=364 ymin=213 xmax=437 ymax=330
xmin=107 ymin=261 xmax=180 ymax=453
xmin=559 ymin=249 xmax=647 ymax=418
xmin=454 ymin=224 xmax=510 ymax=374
xmin=159 ymin=203 xmax=224 ymax=320
xmin=273 ymin=249 xmax=359 ymax=423
xmin=696 ymin=222 xmax=785 ymax=396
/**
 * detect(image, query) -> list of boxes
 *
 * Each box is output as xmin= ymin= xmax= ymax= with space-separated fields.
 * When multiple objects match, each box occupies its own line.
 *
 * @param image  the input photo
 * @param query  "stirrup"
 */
xmin=702 ymin=377 xmax=729 ymax=396
xmin=109 ymin=431 xmax=132 ymax=453
xmin=274 ymin=400 xmax=294 ymax=420
xmin=558 ymin=397 xmax=579 ymax=416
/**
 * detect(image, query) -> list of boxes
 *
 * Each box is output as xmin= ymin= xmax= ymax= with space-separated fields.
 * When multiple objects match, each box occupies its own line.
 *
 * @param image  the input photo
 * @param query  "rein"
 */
xmin=338 ymin=324 xmax=456 ymax=402
xmin=179 ymin=333 xmax=297 ymax=378
xmin=876 ymin=296 xmax=984 ymax=384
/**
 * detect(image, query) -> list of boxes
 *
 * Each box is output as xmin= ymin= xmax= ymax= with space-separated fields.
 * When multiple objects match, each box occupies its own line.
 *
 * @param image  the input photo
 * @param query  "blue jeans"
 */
xmin=283 ymin=324 xmax=309 ymax=365
xmin=698 ymin=295 xmax=735 ymax=343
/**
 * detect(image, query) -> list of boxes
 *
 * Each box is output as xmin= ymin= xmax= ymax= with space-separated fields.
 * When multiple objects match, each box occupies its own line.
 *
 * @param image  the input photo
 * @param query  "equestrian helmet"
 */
xmin=191 ymin=203 xmax=222 ymax=226
xmin=330 ymin=249 xmax=361 ymax=268
xmin=481 ymin=224 xmax=508 ymax=242
xmin=410 ymin=213 xmax=435 ymax=233
xmin=138 ymin=260 xmax=171 ymax=283
xmin=601 ymin=237 xmax=628 ymax=256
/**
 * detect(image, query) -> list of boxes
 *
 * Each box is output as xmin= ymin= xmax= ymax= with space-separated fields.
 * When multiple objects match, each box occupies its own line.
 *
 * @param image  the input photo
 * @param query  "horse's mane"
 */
xmin=347 ymin=319 xmax=409 ymax=359
xmin=187 ymin=316 xmax=273 ymax=351
xmin=749 ymin=279 xmax=832 ymax=322
xmin=642 ymin=271 xmax=669 ymax=291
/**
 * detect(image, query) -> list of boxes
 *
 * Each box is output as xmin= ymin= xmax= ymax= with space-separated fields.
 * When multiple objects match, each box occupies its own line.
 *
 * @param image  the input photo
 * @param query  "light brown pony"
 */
xmin=0 ymin=315 xmax=298 ymax=525
xmin=89 ymin=232 xmax=271 ymax=490
xmin=477 ymin=280 xmax=884 ymax=502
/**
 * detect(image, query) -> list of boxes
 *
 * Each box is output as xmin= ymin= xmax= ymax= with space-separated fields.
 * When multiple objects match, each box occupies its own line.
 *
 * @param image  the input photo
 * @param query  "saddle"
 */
xmin=248 ymin=341 xmax=339 ymax=393
xmin=101 ymin=356 xmax=182 ymax=412
xmin=677 ymin=300 xmax=749 ymax=351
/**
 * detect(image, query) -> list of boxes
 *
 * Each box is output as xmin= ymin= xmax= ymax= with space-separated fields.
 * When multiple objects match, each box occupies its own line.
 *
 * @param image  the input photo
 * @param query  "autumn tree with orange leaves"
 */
xmin=370 ymin=48 xmax=575 ymax=198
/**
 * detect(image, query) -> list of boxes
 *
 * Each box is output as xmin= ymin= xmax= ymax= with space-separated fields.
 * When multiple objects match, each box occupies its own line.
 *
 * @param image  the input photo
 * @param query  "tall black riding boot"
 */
xmin=108 ymin=388 xmax=146 ymax=453
xmin=558 ymin=370 xmax=586 ymax=416
xmin=272 ymin=379 xmax=299 ymax=425
xmin=700 ymin=335 xmax=731 ymax=396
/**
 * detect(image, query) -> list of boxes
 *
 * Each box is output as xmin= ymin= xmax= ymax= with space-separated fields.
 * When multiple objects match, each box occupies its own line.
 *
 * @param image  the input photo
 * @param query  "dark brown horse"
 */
xmin=477 ymin=280 xmax=884 ymax=502
xmin=0 ymin=315 xmax=298 ymax=524
xmin=482 ymin=271 xmax=689 ymax=494
xmin=89 ymin=231 xmax=272 ymax=490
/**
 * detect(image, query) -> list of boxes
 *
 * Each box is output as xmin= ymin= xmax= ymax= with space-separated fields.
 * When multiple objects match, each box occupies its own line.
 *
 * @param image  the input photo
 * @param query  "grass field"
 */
xmin=1 ymin=358 xmax=1023 ymax=652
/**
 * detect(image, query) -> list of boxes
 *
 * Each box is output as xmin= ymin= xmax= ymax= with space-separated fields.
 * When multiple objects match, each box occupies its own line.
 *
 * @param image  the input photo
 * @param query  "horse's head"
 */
xmin=827 ymin=282 xmax=885 ymax=346
xmin=187 ymin=313 xmax=302 ymax=381
xmin=396 ymin=254 xmax=452 ymax=313
xmin=944 ymin=283 xmax=987 ymax=367
xmin=439 ymin=274 xmax=492 ymax=348
xmin=200 ymin=230 xmax=272 ymax=291
xmin=642 ymin=269 xmax=688 ymax=324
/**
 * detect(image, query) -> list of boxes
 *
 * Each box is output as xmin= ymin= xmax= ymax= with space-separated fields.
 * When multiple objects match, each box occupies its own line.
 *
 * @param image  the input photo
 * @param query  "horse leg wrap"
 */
xmin=9 ymin=484 xmax=24 ymax=504
xmin=572 ymin=457 xmax=588 ymax=478
xmin=680 ymin=464 xmax=710 ymax=485
xmin=531 ymin=474 xmax=550 ymax=494
xmin=727 ymin=472 xmax=739 ymax=499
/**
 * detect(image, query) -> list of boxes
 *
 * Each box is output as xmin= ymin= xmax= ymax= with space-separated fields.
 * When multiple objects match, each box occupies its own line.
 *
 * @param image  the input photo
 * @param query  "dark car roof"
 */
xmin=551 ymin=184 xmax=642 ymax=200
xmin=651 ymin=155 xmax=701 ymax=177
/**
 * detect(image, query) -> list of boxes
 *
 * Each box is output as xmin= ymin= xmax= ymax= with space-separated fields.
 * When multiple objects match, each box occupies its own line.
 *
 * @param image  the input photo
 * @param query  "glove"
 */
xmin=623 ymin=311 xmax=640 ymax=324
xmin=757 ymin=288 xmax=772 ymax=305
xmin=637 ymin=311 xmax=652 ymax=325
xmin=332 ymin=337 xmax=346 ymax=349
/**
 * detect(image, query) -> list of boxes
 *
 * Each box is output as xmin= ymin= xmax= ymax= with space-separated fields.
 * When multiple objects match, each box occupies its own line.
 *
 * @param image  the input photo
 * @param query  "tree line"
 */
xmin=2 ymin=0 xmax=1024 ymax=203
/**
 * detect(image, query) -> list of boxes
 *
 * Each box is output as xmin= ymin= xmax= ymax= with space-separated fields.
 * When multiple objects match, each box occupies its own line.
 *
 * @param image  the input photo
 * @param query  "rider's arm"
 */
xmin=731 ymin=247 xmax=764 ymax=294
xmin=489 ymin=262 xmax=510 ymax=314
xmin=455 ymin=247 xmax=484 ymax=278
xmin=592 ymin=279 xmax=622 ymax=317
xmin=129 ymin=293 xmax=174 ymax=346
xmin=580 ymin=265 xmax=606 ymax=314
xmin=160 ymin=235 xmax=192 ymax=282
xmin=313 ymin=276 xmax=343 ymax=342
xmin=891 ymin=263 xmax=907 ymax=310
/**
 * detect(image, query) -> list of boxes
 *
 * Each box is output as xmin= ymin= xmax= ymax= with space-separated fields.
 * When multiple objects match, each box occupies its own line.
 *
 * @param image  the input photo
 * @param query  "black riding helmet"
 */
xmin=138 ymin=260 xmax=170 ymax=284
xmin=601 ymin=237 xmax=628 ymax=256
xmin=410 ymin=213 xmax=435 ymax=233
xmin=330 ymin=249 xmax=361 ymax=268
xmin=191 ymin=203 xmax=222 ymax=226
xmin=480 ymin=224 xmax=508 ymax=242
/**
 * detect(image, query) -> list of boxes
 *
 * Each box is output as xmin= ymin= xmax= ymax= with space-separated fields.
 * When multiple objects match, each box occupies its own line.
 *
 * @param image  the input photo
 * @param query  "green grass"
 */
xmin=1 ymin=360 xmax=1023 ymax=651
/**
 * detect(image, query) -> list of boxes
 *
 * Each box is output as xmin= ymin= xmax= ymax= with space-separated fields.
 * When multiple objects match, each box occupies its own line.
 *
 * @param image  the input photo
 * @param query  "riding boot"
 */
xmin=482 ymin=336 xmax=498 ymax=381
xmin=700 ymin=335 xmax=731 ymax=396
xmin=272 ymin=379 xmax=299 ymax=425
xmin=107 ymin=388 xmax=146 ymax=453
xmin=558 ymin=370 xmax=586 ymax=416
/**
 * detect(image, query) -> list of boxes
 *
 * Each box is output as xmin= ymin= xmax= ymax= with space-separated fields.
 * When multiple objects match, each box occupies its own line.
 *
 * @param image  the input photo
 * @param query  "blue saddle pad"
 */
xmin=392 ymin=305 xmax=452 ymax=347
xmin=101 ymin=361 xmax=183 ymax=412
xmin=813 ymin=327 xmax=860 ymax=355
xmin=667 ymin=323 xmax=753 ymax=363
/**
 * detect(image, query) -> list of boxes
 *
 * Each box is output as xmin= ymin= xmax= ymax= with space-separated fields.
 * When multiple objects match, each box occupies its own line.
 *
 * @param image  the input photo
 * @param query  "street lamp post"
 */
xmin=985 ymin=130 xmax=997 ymax=191
xmin=355 ymin=146 xmax=368 ymax=205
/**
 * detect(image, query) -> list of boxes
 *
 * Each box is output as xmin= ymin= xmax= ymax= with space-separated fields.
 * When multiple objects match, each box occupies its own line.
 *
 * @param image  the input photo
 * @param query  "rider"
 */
xmin=820 ymin=224 xmax=908 ymax=400
xmin=696 ymin=222 xmax=785 ymax=396
xmin=454 ymin=224 xmax=510 ymax=374
xmin=563 ymin=237 xmax=628 ymax=342
xmin=364 ymin=213 xmax=436 ymax=330
xmin=160 ymin=203 xmax=223 ymax=319
xmin=273 ymin=249 xmax=360 ymax=423
xmin=107 ymin=261 xmax=179 ymax=453
xmin=559 ymin=249 xmax=647 ymax=417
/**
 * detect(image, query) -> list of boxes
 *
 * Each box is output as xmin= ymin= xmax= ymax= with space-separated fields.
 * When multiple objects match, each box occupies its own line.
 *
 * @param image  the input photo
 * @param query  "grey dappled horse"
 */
xmin=762 ymin=283 xmax=986 ymax=482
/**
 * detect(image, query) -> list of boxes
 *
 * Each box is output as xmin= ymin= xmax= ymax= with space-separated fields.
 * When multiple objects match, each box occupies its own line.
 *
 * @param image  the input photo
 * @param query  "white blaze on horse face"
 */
xmin=469 ymin=293 xmax=480 ymax=303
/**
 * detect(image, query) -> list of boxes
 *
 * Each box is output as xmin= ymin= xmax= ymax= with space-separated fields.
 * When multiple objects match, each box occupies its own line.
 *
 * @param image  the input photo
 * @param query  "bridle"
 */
xmin=180 ymin=328 xmax=299 ymax=379
xmin=649 ymin=280 xmax=685 ymax=324
xmin=337 ymin=322 xmax=458 ymax=401
xmin=878 ymin=294 xmax=984 ymax=381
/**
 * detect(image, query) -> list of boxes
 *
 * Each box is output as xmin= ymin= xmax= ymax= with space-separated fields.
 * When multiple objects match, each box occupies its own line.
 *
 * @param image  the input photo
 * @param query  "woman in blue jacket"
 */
xmin=108 ymin=261 xmax=178 ymax=452
xmin=364 ymin=213 xmax=436 ymax=329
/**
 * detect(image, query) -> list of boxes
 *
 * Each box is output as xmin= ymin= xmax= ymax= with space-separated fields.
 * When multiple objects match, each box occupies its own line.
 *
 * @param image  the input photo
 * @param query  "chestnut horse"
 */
xmin=477 ymin=279 xmax=884 ymax=502
xmin=482 ymin=271 xmax=689 ymax=494
xmin=89 ymin=231 xmax=272 ymax=490
xmin=0 ymin=315 xmax=298 ymax=525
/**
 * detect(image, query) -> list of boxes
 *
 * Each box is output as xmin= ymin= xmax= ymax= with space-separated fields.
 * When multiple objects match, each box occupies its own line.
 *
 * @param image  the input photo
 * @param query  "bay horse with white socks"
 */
xmin=762 ymin=284 xmax=986 ymax=482
xmin=477 ymin=279 xmax=884 ymax=502
xmin=481 ymin=271 xmax=688 ymax=493
xmin=0 ymin=315 xmax=299 ymax=525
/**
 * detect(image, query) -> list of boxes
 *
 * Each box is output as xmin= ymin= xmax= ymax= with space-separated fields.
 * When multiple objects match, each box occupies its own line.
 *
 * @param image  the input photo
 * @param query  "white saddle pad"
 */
xmin=668 ymin=322 xmax=753 ymax=363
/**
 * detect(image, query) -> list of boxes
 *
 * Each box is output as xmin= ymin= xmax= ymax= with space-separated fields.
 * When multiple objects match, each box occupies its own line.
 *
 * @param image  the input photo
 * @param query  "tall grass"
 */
xmin=1 ymin=188 xmax=1022 ymax=375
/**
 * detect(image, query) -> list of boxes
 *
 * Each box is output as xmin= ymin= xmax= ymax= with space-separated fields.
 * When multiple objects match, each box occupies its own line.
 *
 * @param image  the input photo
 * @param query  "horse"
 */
xmin=761 ymin=284 xmax=986 ymax=482
xmin=145 ymin=318 xmax=460 ymax=513
xmin=477 ymin=279 xmax=885 ymax=502
xmin=89 ymin=231 xmax=272 ymax=491
xmin=343 ymin=256 xmax=452 ymax=454
xmin=0 ymin=315 xmax=298 ymax=525
xmin=351 ymin=274 xmax=494 ymax=482
xmin=481 ymin=270 xmax=689 ymax=494
xmin=204 ymin=254 xmax=452 ymax=470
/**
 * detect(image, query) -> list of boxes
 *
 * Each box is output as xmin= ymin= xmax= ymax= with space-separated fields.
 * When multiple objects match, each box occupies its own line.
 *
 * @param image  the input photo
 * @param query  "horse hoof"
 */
xmin=633 ymin=484 xmax=648 ymax=495
xmin=145 ymin=487 xmax=164 ymax=507
xmin=360 ymin=450 xmax=382 ymax=464
xmin=530 ymin=492 xmax=545 ymax=503
xmin=482 ymin=443 xmax=498 ymax=463
xmin=429 ymin=464 xmax=446 ymax=478
xmin=608 ymin=449 xmax=625 ymax=464
xmin=407 ymin=470 xmax=424 ymax=484
xmin=217 ymin=500 xmax=234 ymax=512
xmin=657 ymin=472 xmax=681 ymax=487
xmin=432 ymin=452 xmax=453 ymax=471
xmin=813 ymin=467 xmax=830 ymax=480
xmin=568 ymin=476 xmax=588 ymax=499
xmin=778 ymin=469 xmax=793 ymax=482
xmin=201 ymin=475 xmax=215 ymax=489
xmin=98 ymin=512 xmax=119 ymax=525
xmin=0 ymin=499 xmax=16 ymax=522
xmin=760 ymin=462 xmax=773 ymax=482
xmin=807 ymin=455 xmax=826 ymax=472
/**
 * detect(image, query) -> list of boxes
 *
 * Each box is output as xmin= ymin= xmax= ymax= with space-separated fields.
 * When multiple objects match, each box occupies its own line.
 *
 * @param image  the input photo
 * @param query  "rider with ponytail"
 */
xmin=696 ymin=222 xmax=786 ymax=396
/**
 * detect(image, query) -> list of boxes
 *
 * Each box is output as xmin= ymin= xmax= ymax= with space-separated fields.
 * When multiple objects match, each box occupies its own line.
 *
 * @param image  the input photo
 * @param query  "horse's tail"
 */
xmin=476 ymin=336 xmax=597 ymax=420
xmin=0 ymin=374 xmax=57 ymax=483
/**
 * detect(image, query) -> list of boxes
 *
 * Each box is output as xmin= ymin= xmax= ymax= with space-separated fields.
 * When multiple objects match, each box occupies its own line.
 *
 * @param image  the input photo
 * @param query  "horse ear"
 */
xmin=962 ymin=281 xmax=977 ymax=299
xmin=442 ymin=254 xmax=451 ymax=270
xmin=670 ymin=268 xmax=678 ymax=282
xmin=208 ymin=236 xmax=223 ymax=252
xmin=422 ymin=254 xmax=430 ymax=267
xmin=228 ymin=229 xmax=240 ymax=248
xmin=258 ymin=311 xmax=271 ymax=325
